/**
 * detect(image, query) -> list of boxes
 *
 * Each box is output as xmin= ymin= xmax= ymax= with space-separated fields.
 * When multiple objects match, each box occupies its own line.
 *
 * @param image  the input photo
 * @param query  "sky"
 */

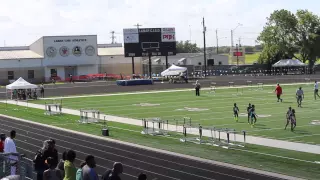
xmin=0 ymin=0 xmax=319 ymax=47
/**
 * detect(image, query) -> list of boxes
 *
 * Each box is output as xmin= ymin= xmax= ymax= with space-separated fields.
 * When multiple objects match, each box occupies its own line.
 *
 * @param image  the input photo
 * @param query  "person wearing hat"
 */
xmin=102 ymin=162 xmax=123 ymax=180
xmin=195 ymin=80 xmax=201 ymax=96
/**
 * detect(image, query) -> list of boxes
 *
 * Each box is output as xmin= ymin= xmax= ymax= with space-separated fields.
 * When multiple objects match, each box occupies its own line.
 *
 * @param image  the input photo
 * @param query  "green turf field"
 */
xmin=34 ymin=84 xmax=320 ymax=145
xmin=0 ymin=103 xmax=319 ymax=180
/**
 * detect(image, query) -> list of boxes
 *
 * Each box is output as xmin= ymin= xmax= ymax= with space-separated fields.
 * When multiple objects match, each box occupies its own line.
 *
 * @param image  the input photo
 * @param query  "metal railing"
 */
xmin=0 ymin=153 xmax=33 ymax=180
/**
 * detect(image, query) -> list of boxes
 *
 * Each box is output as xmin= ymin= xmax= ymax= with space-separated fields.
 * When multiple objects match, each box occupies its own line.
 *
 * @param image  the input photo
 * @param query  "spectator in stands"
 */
xmin=0 ymin=133 xmax=5 ymax=152
xmin=102 ymin=162 xmax=123 ymax=180
xmin=4 ymin=130 xmax=18 ymax=175
xmin=82 ymin=155 xmax=98 ymax=180
xmin=57 ymin=151 xmax=67 ymax=178
xmin=34 ymin=140 xmax=50 ymax=180
xmin=63 ymin=150 xmax=77 ymax=180
xmin=137 ymin=173 xmax=147 ymax=180
xmin=43 ymin=157 xmax=63 ymax=180
xmin=76 ymin=162 xmax=86 ymax=180
xmin=43 ymin=139 xmax=59 ymax=166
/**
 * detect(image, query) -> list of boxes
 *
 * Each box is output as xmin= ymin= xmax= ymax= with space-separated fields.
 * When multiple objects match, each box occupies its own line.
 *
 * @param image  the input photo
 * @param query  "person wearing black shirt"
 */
xmin=195 ymin=80 xmax=201 ymax=96
xmin=102 ymin=162 xmax=123 ymax=180
xmin=246 ymin=103 xmax=252 ymax=124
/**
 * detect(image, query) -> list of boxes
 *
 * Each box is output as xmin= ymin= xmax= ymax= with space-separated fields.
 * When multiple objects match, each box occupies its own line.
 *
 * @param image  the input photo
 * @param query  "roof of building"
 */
xmin=0 ymin=50 xmax=43 ymax=60
xmin=98 ymin=47 xmax=124 ymax=56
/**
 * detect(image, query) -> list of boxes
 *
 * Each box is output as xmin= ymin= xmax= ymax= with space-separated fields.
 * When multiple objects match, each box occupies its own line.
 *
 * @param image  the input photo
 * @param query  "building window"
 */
xmin=8 ymin=71 xmax=14 ymax=80
xmin=28 ymin=70 xmax=34 ymax=79
xmin=50 ymin=69 xmax=57 ymax=77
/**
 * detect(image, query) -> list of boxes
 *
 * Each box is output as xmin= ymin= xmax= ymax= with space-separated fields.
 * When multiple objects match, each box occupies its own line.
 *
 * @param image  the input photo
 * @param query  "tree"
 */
xmin=257 ymin=9 xmax=320 ymax=72
xmin=176 ymin=41 xmax=200 ymax=53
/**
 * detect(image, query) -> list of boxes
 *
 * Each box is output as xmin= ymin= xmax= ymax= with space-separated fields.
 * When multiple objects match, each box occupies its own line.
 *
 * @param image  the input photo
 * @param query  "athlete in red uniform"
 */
xmin=275 ymin=84 xmax=283 ymax=102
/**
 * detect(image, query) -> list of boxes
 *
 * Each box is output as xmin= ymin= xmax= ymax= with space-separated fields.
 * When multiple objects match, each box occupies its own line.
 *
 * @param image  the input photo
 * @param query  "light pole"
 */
xmin=216 ymin=37 xmax=227 ymax=54
xmin=231 ymin=23 xmax=242 ymax=47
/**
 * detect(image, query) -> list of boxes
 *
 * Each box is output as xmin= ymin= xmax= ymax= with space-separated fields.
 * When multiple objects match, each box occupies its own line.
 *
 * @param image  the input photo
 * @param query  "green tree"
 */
xmin=257 ymin=9 xmax=320 ymax=72
xmin=176 ymin=40 xmax=200 ymax=53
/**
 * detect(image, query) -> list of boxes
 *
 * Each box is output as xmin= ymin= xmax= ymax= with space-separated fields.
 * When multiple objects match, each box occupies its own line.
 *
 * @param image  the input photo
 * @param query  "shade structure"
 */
xmin=6 ymin=77 xmax=38 ymax=90
xmin=161 ymin=65 xmax=187 ymax=76
xmin=272 ymin=59 xmax=307 ymax=67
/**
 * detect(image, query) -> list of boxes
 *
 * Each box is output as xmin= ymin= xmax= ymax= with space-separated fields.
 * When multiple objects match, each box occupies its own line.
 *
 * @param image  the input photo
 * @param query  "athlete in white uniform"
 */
xmin=296 ymin=87 xmax=304 ymax=107
xmin=314 ymin=81 xmax=320 ymax=100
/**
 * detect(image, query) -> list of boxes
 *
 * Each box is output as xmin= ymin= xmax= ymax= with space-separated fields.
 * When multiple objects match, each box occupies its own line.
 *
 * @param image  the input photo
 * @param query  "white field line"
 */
xmin=40 ymin=82 xmax=313 ymax=100
xmin=280 ymin=134 xmax=320 ymax=140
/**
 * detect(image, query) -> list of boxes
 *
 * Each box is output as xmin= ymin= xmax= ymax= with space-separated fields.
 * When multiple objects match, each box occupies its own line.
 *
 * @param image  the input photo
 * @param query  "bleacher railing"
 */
xmin=0 ymin=153 xmax=33 ymax=180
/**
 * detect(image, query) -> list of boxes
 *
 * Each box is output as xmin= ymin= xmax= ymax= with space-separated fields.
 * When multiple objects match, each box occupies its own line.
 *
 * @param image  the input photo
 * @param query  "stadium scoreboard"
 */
xmin=123 ymin=27 xmax=177 ymax=57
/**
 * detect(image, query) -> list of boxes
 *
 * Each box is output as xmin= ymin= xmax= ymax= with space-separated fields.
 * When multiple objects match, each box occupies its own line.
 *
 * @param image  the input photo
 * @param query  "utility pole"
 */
xmin=110 ymin=31 xmax=115 ymax=44
xmin=202 ymin=17 xmax=207 ymax=77
xmin=216 ymin=29 xmax=219 ymax=54
xmin=236 ymin=44 xmax=239 ymax=66
xmin=238 ymin=37 xmax=241 ymax=47
xmin=134 ymin=23 xmax=142 ymax=29
xmin=231 ymin=30 xmax=234 ymax=47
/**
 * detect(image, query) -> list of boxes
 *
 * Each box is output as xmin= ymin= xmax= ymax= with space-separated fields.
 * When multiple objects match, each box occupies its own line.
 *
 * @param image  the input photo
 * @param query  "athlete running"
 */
xmin=290 ymin=109 xmax=297 ymax=131
xmin=296 ymin=87 xmax=304 ymax=107
xmin=285 ymin=107 xmax=293 ymax=130
xmin=233 ymin=103 xmax=239 ymax=122
xmin=314 ymin=81 xmax=320 ymax=100
xmin=249 ymin=105 xmax=258 ymax=127
xmin=247 ymin=103 xmax=252 ymax=124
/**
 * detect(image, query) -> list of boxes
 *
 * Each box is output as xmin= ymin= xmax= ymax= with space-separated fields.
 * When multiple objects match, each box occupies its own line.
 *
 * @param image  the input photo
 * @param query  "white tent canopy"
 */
xmin=6 ymin=77 xmax=38 ymax=90
xmin=161 ymin=65 xmax=187 ymax=76
xmin=272 ymin=59 xmax=307 ymax=67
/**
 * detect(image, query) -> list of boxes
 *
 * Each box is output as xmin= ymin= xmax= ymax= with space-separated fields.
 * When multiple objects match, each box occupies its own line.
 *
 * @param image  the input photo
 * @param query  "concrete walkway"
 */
xmin=2 ymin=100 xmax=320 ymax=155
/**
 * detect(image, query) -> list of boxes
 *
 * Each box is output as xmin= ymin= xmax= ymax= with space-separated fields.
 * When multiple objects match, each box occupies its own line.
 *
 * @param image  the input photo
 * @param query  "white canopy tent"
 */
xmin=272 ymin=59 xmax=308 ymax=74
xmin=272 ymin=59 xmax=307 ymax=67
xmin=6 ymin=77 xmax=38 ymax=90
xmin=161 ymin=65 xmax=187 ymax=76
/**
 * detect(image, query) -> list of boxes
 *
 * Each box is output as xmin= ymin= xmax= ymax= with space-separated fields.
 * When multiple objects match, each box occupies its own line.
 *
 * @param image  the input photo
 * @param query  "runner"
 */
xmin=296 ymin=87 xmax=304 ymax=107
xmin=274 ymin=84 xmax=283 ymax=102
xmin=314 ymin=81 xmax=320 ymax=100
xmin=249 ymin=105 xmax=258 ymax=127
xmin=290 ymin=109 xmax=297 ymax=131
xmin=284 ymin=107 xmax=293 ymax=130
xmin=247 ymin=103 xmax=252 ymax=124
xmin=233 ymin=103 xmax=239 ymax=122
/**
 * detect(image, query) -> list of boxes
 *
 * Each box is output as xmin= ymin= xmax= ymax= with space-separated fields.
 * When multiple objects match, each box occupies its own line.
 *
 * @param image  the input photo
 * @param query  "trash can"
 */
xmin=102 ymin=129 xmax=109 ymax=136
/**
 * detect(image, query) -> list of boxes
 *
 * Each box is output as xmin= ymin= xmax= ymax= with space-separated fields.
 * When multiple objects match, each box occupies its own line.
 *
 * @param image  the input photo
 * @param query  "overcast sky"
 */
xmin=0 ymin=0 xmax=319 ymax=47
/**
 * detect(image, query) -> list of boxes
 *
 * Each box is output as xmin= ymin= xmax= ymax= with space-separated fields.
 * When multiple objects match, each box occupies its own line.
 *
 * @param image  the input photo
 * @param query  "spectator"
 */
xmin=43 ymin=157 xmax=62 ymax=180
xmin=76 ymin=162 xmax=86 ymax=180
xmin=137 ymin=173 xmax=147 ymax=180
xmin=4 ymin=130 xmax=17 ymax=175
xmin=34 ymin=140 xmax=50 ymax=180
xmin=57 ymin=151 xmax=67 ymax=177
xmin=40 ymin=83 xmax=45 ymax=98
xmin=82 ymin=155 xmax=98 ymax=180
xmin=43 ymin=139 xmax=59 ymax=168
xmin=0 ymin=133 xmax=5 ymax=152
xmin=63 ymin=150 xmax=77 ymax=180
xmin=101 ymin=162 xmax=123 ymax=180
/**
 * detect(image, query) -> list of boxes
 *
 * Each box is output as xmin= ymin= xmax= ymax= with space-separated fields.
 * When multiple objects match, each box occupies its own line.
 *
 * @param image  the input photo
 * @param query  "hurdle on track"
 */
xmin=79 ymin=109 xmax=100 ymax=124
xmin=257 ymin=83 xmax=264 ymax=90
xmin=141 ymin=118 xmax=169 ymax=136
xmin=180 ymin=124 xmax=202 ymax=143
xmin=246 ymin=80 xmax=253 ymax=90
xmin=175 ymin=117 xmax=192 ymax=132
xmin=209 ymin=82 xmax=216 ymax=94
xmin=44 ymin=99 xmax=62 ymax=115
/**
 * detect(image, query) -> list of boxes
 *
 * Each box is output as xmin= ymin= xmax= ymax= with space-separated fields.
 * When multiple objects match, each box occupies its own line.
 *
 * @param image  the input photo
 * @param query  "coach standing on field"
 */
xmin=195 ymin=80 xmax=201 ymax=96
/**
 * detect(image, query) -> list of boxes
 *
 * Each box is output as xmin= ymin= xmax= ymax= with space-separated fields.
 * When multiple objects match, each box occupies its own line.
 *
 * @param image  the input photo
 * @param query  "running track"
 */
xmin=0 ymin=117 xmax=291 ymax=180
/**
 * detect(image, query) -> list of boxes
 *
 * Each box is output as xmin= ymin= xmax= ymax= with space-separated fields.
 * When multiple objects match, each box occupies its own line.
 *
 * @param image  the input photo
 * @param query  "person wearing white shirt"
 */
xmin=296 ymin=87 xmax=304 ymax=108
xmin=4 ymin=130 xmax=18 ymax=175
xmin=314 ymin=81 xmax=320 ymax=100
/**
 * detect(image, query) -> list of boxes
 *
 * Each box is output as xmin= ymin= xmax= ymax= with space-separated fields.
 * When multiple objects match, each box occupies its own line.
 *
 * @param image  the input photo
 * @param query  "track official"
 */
xmin=195 ymin=80 xmax=201 ymax=96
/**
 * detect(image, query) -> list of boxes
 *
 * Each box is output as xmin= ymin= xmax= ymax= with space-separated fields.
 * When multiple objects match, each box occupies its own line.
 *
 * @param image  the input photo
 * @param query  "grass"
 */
xmin=0 ymin=103 xmax=319 ymax=179
xmin=34 ymin=84 xmax=320 ymax=145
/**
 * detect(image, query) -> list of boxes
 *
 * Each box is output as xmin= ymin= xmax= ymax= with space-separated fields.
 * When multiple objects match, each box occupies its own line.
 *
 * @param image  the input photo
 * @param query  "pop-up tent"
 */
xmin=161 ymin=65 xmax=187 ymax=76
xmin=272 ymin=59 xmax=307 ymax=67
xmin=6 ymin=77 xmax=38 ymax=89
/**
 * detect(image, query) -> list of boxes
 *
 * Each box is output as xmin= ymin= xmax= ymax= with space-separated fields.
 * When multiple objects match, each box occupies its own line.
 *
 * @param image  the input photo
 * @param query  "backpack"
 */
xmin=33 ymin=150 xmax=44 ymax=170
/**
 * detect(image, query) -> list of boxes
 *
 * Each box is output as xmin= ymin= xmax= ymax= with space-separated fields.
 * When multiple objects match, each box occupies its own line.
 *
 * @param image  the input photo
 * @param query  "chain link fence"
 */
xmin=0 ymin=153 xmax=33 ymax=180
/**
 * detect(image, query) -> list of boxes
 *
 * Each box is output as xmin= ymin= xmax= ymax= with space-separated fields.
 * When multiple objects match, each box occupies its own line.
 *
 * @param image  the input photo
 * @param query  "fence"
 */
xmin=0 ymin=153 xmax=33 ymax=180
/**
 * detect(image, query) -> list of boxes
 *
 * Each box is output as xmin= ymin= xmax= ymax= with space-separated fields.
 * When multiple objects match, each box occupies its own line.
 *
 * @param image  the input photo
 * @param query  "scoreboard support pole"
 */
xmin=165 ymin=56 xmax=169 ymax=69
xmin=131 ymin=57 xmax=135 ymax=74
xmin=148 ymin=53 xmax=152 ymax=79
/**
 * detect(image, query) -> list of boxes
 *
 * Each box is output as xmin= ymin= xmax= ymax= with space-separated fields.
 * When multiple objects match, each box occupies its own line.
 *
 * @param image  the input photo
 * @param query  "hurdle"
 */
xmin=228 ymin=82 xmax=234 ymax=87
xmin=210 ymin=128 xmax=246 ymax=149
xmin=209 ymin=82 xmax=216 ymax=94
xmin=44 ymin=101 xmax=62 ymax=116
xmin=305 ymin=78 xmax=311 ymax=85
xmin=246 ymin=80 xmax=252 ymax=90
xmin=180 ymin=124 xmax=202 ymax=143
xmin=257 ymin=83 xmax=264 ymax=90
xmin=141 ymin=118 xmax=169 ymax=136
xmin=78 ymin=109 xmax=100 ymax=124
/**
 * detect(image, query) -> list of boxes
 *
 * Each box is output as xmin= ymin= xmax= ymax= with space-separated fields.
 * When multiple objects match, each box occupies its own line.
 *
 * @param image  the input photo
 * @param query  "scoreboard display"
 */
xmin=123 ymin=28 xmax=176 ymax=57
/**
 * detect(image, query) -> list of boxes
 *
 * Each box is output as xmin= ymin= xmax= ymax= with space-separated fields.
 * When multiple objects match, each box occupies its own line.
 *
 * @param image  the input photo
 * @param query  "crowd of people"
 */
xmin=0 ymin=130 xmax=148 ymax=180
